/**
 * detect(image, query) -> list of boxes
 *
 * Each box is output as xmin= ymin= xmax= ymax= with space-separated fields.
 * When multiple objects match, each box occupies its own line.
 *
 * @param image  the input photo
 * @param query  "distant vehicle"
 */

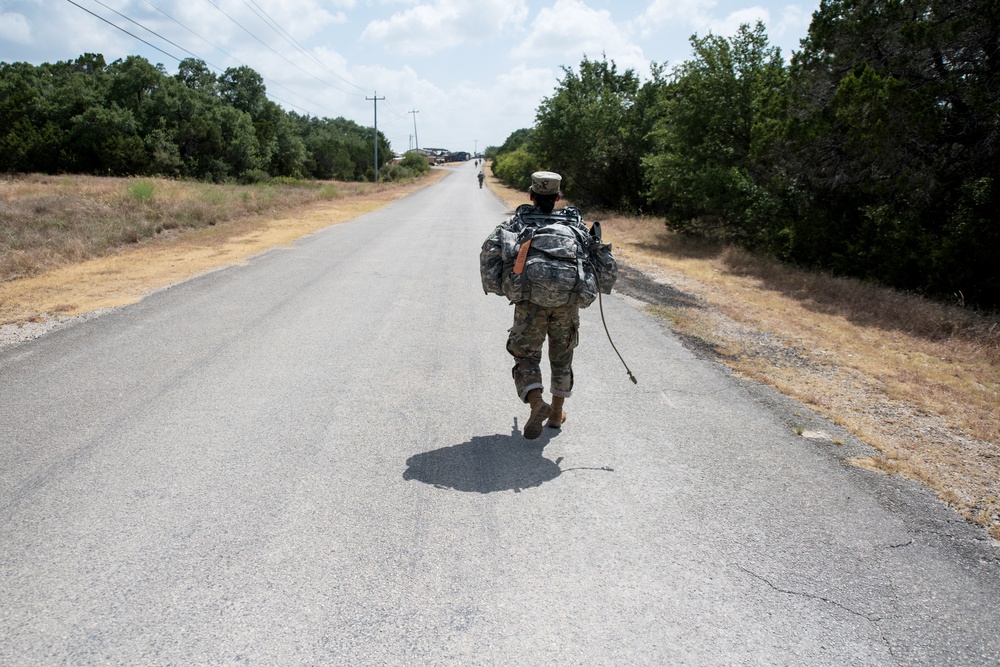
xmin=414 ymin=148 xmax=471 ymax=164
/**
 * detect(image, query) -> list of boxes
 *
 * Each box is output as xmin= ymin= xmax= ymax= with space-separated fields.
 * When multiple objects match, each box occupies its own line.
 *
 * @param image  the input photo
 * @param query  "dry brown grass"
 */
xmin=486 ymin=171 xmax=999 ymax=540
xmin=0 ymin=173 xmax=368 ymax=281
xmin=0 ymin=170 xmax=446 ymax=325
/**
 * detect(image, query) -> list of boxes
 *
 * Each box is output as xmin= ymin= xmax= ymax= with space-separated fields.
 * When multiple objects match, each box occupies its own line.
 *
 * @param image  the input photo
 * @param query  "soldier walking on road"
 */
xmin=478 ymin=171 xmax=485 ymax=188
xmin=480 ymin=171 xmax=618 ymax=440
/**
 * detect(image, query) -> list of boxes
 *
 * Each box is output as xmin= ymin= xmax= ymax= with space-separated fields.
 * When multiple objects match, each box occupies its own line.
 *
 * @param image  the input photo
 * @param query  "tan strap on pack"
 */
xmin=513 ymin=238 xmax=532 ymax=274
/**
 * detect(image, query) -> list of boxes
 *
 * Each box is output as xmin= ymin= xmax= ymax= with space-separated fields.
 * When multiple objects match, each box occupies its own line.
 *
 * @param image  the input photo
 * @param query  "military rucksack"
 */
xmin=480 ymin=204 xmax=617 ymax=308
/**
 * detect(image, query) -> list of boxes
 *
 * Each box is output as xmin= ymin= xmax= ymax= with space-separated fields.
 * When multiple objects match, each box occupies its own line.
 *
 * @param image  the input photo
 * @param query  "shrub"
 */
xmin=492 ymin=145 xmax=541 ymax=191
xmin=239 ymin=169 xmax=271 ymax=184
xmin=399 ymin=151 xmax=430 ymax=174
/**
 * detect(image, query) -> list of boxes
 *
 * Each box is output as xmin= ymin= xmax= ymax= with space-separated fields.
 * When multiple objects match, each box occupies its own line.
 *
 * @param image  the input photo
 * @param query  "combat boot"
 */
xmin=523 ymin=389 xmax=551 ymax=440
xmin=547 ymin=396 xmax=566 ymax=429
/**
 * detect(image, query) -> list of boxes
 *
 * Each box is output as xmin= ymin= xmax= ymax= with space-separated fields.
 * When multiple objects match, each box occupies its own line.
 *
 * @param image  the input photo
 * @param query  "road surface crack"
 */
xmin=735 ymin=564 xmax=901 ymax=662
xmin=736 ymin=564 xmax=881 ymax=621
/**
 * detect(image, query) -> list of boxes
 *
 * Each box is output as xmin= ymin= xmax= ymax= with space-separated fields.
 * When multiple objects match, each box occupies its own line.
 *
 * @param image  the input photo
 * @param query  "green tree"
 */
xmin=107 ymin=56 xmax=161 ymax=110
xmin=534 ymin=56 xmax=662 ymax=209
xmin=144 ymin=127 xmax=183 ymax=176
xmin=176 ymin=58 xmax=217 ymax=95
xmin=495 ymin=127 xmax=535 ymax=156
xmin=644 ymin=23 xmax=787 ymax=242
xmin=211 ymin=105 xmax=263 ymax=180
xmin=67 ymin=104 xmax=147 ymax=174
xmin=176 ymin=113 xmax=226 ymax=179
xmin=0 ymin=52 xmax=393 ymax=188
xmin=0 ymin=62 xmax=50 ymax=171
xmin=0 ymin=119 xmax=65 ymax=173
xmin=295 ymin=115 xmax=389 ymax=180
xmin=0 ymin=55 xmax=110 ymax=173
xmin=781 ymin=0 xmax=1000 ymax=305
xmin=219 ymin=66 xmax=267 ymax=117
xmin=269 ymin=112 xmax=307 ymax=177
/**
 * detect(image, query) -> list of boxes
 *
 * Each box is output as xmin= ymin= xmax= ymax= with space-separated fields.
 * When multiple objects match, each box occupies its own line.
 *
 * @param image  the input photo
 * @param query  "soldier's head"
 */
xmin=529 ymin=171 xmax=562 ymax=214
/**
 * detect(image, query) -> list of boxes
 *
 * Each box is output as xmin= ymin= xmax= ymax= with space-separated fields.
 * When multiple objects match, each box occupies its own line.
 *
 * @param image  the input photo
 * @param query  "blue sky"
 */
xmin=1 ymin=0 xmax=819 ymax=155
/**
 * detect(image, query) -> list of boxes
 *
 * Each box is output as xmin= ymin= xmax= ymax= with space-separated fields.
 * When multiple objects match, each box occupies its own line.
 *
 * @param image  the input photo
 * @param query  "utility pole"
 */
xmin=409 ymin=109 xmax=419 ymax=150
xmin=367 ymin=92 xmax=385 ymax=182
xmin=474 ymin=139 xmax=478 ymax=156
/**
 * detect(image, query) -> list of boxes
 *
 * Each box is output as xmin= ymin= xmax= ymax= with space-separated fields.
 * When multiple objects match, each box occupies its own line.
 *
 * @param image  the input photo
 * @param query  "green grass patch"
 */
xmin=319 ymin=184 xmax=341 ymax=199
xmin=196 ymin=186 xmax=228 ymax=205
xmin=127 ymin=181 xmax=156 ymax=204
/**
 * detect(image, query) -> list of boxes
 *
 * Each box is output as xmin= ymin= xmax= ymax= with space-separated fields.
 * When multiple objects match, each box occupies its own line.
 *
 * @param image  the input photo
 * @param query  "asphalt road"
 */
xmin=2 ymin=163 xmax=998 ymax=666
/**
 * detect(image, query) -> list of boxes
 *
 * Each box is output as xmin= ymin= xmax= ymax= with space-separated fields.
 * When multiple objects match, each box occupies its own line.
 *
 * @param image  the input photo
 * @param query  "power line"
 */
xmin=200 ymin=0 xmax=365 ymax=98
xmin=381 ymin=99 xmax=418 ymax=129
xmin=140 ymin=0 xmax=243 ymax=65
xmin=64 ymin=0 xmax=398 ymax=133
xmin=240 ymin=0 xmax=369 ymax=95
xmin=63 ymin=0 xmax=181 ymax=63
xmin=74 ymin=0 xmax=348 ymax=117
xmin=87 ymin=0 xmax=223 ymax=71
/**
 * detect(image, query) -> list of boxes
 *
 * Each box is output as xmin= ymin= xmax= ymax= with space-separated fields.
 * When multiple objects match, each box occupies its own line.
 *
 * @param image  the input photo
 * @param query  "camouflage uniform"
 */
xmin=506 ymin=302 xmax=580 ymax=402
xmin=481 ymin=169 xmax=610 ymax=424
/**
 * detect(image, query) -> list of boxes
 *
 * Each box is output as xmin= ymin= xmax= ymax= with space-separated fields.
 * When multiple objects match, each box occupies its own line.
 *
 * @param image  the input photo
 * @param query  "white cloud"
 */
xmin=360 ymin=0 xmax=529 ymax=56
xmin=485 ymin=63 xmax=556 ymax=134
xmin=511 ymin=0 xmax=646 ymax=73
xmin=0 ymin=13 xmax=32 ymax=44
xmin=772 ymin=4 xmax=811 ymax=46
xmin=495 ymin=62 xmax=556 ymax=97
xmin=247 ymin=0 xmax=349 ymax=40
xmin=700 ymin=6 xmax=770 ymax=38
xmin=635 ymin=0 xmax=808 ymax=44
xmin=633 ymin=0 xmax=716 ymax=37
xmin=162 ymin=0 xmax=346 ymax=56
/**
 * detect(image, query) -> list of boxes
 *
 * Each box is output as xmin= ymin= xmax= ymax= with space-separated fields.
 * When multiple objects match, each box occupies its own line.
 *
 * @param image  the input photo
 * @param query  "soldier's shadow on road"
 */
xmin=402 ymin=421 xmax=568 ymax=493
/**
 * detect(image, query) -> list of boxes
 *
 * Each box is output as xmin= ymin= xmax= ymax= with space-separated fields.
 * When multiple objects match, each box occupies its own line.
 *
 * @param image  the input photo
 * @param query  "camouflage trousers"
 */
xmin=506 ymin=302 xmax=580 ymax=402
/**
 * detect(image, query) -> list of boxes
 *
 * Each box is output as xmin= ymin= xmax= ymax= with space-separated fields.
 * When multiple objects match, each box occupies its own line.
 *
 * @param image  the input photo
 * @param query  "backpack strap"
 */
xmin=513 ymin=228 xmax=534 ymax=275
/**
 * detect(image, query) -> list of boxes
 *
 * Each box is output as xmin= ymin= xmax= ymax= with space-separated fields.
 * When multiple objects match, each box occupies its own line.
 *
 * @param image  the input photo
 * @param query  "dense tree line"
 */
xmin=0 ymin=53 xmax=405 ymax=183
xmin=490 ymin=0 xmax=1000 ymax=309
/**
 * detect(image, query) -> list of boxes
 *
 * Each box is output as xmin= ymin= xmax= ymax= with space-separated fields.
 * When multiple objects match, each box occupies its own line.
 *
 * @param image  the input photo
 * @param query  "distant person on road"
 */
xmin=479 ymin=171 xmax=617 ymax=439
xmin=478 ymin=171 xmax=485 ymax=188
